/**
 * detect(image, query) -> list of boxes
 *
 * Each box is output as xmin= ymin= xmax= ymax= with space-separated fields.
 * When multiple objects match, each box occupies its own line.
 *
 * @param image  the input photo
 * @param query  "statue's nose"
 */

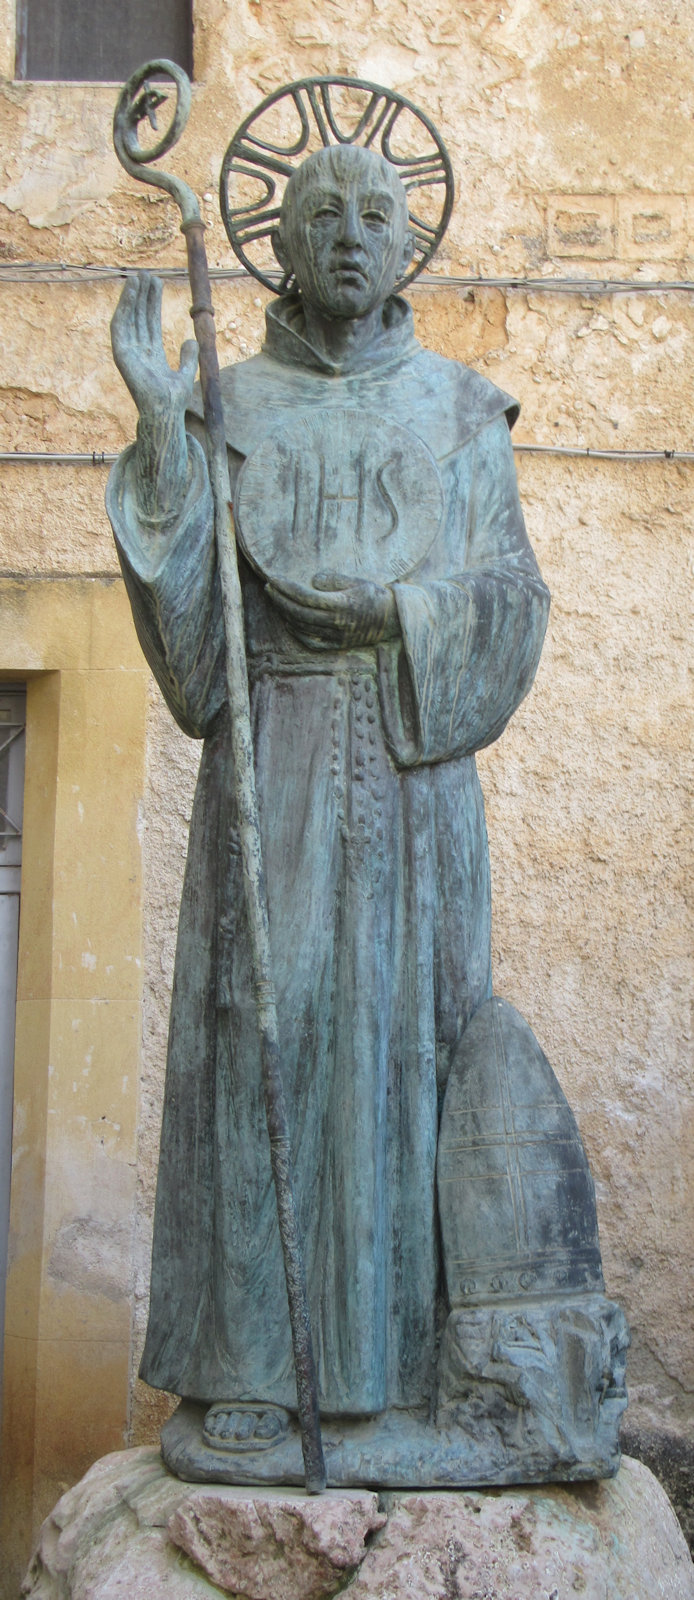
xmin=337 ymin=201 xmax=362 ymax=248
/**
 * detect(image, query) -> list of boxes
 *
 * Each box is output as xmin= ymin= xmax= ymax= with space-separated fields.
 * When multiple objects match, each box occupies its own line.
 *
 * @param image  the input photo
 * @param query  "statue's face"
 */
xmin=276 ymin=146 xmax=412 ymax=318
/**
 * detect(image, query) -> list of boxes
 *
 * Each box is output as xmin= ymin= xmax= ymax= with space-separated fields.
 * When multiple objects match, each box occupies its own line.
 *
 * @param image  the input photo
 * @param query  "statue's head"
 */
xmin=273 ymin=144 xmax=414 ymax=319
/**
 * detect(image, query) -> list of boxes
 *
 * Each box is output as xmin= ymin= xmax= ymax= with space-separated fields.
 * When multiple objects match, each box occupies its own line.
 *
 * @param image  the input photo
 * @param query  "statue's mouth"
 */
xmin=332 ymin=261 xmax=368 ymax=283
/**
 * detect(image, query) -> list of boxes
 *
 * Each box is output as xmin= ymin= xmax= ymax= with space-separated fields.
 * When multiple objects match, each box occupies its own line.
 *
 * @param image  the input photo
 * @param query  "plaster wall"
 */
xmin=0 ymin=0 xmax=691 ymax=1581
xmin=0 ymin=582 xmax=148 ymax=1593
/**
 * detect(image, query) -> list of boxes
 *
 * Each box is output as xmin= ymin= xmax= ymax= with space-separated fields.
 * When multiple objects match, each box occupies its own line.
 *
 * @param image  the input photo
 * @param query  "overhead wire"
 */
xmin=1 ymin=447 xmax=693 ymax=466
xmin=1 ymin=262 xmax=694 ymax=295
xmin=1 ymin=264 xmax=691 ymax=466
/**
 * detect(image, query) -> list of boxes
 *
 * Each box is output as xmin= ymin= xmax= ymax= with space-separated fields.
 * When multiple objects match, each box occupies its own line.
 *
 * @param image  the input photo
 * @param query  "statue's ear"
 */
xmin=272 ymin=228 xmax=290 ymax=273
xmin=398 ymin=229 xmax=415 ymax=278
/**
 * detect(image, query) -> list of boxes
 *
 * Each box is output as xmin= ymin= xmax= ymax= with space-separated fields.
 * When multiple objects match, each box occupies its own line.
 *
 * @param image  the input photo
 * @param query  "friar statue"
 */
xmin=107 ymin=75 xmax=628 ymax=1487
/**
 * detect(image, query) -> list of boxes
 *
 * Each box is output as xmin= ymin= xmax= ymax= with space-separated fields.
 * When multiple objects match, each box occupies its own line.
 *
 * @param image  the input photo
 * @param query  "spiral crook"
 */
xmin=113 ymin=58 xmax=201 ymax=229
xmin=110 ymin=55 xmax=327 ymax=1496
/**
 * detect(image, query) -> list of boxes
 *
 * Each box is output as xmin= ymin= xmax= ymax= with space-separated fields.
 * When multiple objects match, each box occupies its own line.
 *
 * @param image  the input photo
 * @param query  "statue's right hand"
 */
xmin=110 ymin=271 xmax=199 ymax=423
xmin=111 ymin=272 xmax=199 ymax=524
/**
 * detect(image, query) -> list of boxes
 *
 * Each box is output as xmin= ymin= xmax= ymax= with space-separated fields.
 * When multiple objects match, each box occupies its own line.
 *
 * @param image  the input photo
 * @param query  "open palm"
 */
xmin=110 ymin=271 xmax=198 ymax=421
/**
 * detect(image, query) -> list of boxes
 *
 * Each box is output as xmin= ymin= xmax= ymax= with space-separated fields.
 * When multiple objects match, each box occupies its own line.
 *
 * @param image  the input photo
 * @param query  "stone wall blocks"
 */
xmin=547 ymin=194 xmax=616 ymax=260
xmin=617 ymin=194 xmax=688 ymax=262
xmin=545 ymin=191 xmax=694 ymax=266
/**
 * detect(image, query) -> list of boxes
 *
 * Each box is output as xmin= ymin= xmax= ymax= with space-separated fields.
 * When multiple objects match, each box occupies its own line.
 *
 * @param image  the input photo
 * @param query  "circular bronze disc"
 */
xmin=235 ymin=409 xmax=444 ymax=585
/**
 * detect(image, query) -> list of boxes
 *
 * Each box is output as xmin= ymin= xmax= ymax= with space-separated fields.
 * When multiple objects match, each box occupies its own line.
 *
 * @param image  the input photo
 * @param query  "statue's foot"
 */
xmin=203 ymin=1401 xmax=290 ymax=1453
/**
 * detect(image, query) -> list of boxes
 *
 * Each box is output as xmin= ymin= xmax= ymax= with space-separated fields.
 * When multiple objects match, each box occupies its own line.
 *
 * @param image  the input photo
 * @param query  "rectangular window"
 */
xmin=16 ymin=0 xmax=193 ymax=82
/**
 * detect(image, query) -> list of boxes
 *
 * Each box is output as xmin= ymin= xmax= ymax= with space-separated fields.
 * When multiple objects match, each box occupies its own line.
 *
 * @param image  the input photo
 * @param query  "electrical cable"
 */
xmin=513 ymin=445 xmax=694 ymax=461
xmin=1 ymin=262 xmax=694 ymax=295
xmin=1 ymin=267 xmax=691 ymax=466
xmin=0 ymin=451 xmax=119 ymax=465
xmin=1 ymin=447 xmax=694 ymax=466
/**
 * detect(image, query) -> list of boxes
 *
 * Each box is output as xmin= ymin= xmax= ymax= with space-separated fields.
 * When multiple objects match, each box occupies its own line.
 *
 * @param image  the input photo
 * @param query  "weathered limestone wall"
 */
xmin=0 ymin=0 xmax=692 ymax=1582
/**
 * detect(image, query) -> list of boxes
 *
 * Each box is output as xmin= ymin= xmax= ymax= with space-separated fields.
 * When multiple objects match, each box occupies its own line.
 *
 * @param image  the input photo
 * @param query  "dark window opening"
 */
xmin=16 ymin=0 xmax=193 ymax=82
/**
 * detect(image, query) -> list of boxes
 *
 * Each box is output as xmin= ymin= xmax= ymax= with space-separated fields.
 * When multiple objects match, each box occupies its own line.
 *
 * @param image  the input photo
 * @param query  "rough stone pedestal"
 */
xmin=23 ymin=1446 xmax=694 ymax=1600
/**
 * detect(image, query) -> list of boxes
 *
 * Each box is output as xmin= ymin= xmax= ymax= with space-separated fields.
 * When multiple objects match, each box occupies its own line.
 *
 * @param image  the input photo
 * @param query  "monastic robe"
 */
xmin=106 ymin=294 xmax=550 ymax=1415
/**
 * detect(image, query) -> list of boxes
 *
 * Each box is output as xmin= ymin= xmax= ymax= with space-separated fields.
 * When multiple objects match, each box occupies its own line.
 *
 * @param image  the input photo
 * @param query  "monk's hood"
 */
xmin=189 ymin=293 xmax=519 ymax=463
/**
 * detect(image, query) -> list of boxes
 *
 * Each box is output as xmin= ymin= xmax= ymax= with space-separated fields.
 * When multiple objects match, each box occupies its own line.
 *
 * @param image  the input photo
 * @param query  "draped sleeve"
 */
xmin=377 ymin=413 xmax=550 ymax=768
xmin=105 ymin=431 xmax=226 ymax=739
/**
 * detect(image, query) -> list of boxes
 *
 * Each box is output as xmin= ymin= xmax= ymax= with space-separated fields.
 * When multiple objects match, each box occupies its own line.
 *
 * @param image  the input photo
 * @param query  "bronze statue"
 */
xmin=108 ymin=71 xmax=628 ymax=1488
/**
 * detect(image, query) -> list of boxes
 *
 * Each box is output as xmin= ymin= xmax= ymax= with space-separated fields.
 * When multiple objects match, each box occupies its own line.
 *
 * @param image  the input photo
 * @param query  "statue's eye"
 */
xmin=314 ymin=205 xmax=341 ymax=220
xmin=363 ymin=209 xmax=388 ymax=227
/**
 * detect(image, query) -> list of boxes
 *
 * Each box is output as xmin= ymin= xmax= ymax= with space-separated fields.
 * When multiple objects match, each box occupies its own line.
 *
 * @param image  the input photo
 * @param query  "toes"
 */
xmin=203 ymin=1403 xmax=289 ymax=1451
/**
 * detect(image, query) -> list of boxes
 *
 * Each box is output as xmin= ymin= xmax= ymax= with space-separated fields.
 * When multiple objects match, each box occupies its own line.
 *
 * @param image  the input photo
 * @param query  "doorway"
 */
xmin=0 ymin=683 xmax=26 ymax=1425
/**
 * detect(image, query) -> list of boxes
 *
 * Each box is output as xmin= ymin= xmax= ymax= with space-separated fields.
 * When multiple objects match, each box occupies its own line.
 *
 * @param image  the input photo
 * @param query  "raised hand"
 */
xmin=110 ymin=271 xmax=199 ymax=523
xmin=266 ymin=570 xmax=400 ymax=650
xmin=111 ymin=271 xmax=199 ymax=422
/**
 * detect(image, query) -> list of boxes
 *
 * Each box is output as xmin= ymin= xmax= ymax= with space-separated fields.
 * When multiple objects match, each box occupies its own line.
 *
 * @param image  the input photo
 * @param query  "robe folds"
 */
xmin=106 ymin=294 xmax=550 ymax=1416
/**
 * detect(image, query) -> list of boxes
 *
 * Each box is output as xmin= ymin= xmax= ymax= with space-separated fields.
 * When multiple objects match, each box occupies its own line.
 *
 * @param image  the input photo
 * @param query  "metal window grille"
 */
xmin=15 ymin=0 xmax=193 ymax=82
xmin=0 ymin=711 xmax=25 ymax=853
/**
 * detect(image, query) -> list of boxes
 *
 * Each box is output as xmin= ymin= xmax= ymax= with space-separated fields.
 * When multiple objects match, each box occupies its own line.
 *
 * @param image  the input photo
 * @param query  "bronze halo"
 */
xmin=219 ymin=75 xmax=454 ymax=293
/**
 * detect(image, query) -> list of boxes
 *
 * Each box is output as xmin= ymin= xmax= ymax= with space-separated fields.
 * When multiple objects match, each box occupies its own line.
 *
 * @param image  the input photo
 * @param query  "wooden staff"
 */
xmin=113 ymin=59 xmax=326 ymax=1495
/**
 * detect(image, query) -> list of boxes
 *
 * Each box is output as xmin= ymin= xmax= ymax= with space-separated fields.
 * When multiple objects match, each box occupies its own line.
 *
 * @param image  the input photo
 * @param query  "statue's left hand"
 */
xmin=266 ymin=571 xmax=400 ymax=649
